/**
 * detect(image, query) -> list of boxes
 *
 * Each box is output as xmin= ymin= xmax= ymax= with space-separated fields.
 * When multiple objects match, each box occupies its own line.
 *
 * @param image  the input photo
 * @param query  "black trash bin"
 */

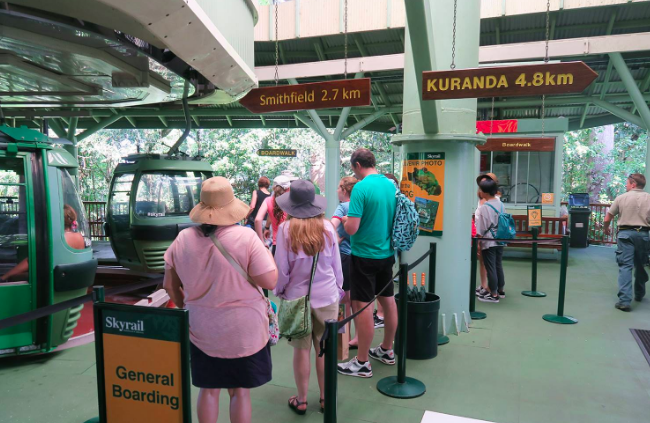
xmin=395 ymin=292 xmax=440 ymax=360
xmin=568 ymin=193 xmax=591 ymax=248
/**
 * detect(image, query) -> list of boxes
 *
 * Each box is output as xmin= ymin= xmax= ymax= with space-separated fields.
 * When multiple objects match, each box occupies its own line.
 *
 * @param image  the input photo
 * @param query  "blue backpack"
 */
xmin=392 ymin=191 xmax=420 ymax=252
xmin=484 ymin=202 xmax=516 ymax=244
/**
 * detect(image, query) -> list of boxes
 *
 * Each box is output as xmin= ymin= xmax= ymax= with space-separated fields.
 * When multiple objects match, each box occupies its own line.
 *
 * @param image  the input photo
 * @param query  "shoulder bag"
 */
xmin=210 ymin=233 xmax=279 ymax=346
xmin=277 ymin=252 xmax=319 ymax=340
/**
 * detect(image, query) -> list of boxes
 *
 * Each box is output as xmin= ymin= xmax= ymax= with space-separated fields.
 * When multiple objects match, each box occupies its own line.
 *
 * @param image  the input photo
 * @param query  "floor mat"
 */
xmin=421 ymin=411 xmax=495 ymax=423
xmin=630 ymin=329 xmax=650 ymax=367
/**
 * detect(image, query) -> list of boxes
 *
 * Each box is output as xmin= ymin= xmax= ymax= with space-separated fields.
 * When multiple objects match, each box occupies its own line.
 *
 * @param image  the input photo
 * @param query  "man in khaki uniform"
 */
xmin=604 ymin=173 xmax=650 ymax=311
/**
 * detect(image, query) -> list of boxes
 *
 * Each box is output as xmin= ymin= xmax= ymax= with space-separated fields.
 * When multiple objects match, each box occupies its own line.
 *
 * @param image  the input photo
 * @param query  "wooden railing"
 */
xmin=83 ymin=201 xmax=107 ymax=240
xmin=561 ymin=202 xmax=618 ymax=245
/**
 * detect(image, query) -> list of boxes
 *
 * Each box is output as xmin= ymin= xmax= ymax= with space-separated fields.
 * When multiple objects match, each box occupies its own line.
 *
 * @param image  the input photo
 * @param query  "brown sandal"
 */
xmin=288 ymin=396 xmax=308 ymax=415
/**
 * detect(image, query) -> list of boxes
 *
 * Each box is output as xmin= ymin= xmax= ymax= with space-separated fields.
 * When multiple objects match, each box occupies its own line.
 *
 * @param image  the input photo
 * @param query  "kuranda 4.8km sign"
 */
xmin=422 ymin=62 xmax=597 ymax=100
xmin=93 ymin=303 xmax=191 ymax=423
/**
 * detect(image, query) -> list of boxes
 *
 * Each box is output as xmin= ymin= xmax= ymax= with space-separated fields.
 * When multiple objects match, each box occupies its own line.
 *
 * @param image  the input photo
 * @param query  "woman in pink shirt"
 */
xmin=164 ymin=177 xmax=278 ymax=423
xmin=254 ymin=174 xmax=290 ymax=255
xmin=273 ymin=180 xmax=343 ymax=415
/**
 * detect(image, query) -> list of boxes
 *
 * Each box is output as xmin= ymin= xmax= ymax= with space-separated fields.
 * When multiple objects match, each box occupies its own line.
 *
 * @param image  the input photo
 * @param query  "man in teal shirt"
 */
xmin=338 ymin=148 xmax=397 ymax=378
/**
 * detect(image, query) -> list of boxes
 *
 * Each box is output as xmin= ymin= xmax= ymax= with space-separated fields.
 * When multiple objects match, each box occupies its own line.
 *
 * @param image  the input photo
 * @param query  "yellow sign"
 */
xmin=104 ymin=334 xmax=183 ymax=422
xmin=542 ymin=193 xmax=554 ymax=204
xmin=528 ymin=206 xmax=542 ymax=228
xmin=401 ymin=152 xmax=445 ymax=236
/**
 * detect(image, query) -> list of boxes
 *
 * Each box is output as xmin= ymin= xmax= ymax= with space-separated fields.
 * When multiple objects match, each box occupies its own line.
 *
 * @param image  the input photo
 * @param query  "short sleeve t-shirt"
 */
xmin=332 ymin=202 xmax=351 ymax=255
xmin=608 ymin=189 xmax=650 ymax=227
xmin=164 ymin=225 xmax=276 ymax=358
xmin=348 ymin=174 xmax=397 ymax=259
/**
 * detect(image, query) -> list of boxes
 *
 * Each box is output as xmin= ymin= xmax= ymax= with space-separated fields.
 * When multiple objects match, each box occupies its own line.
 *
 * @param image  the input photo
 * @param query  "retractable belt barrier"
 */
xmin=469 ymin=235 xmax=577 ymax=324
xmin=319 ymin=245 xmax=436 ymax=423
xmin=0 ymin=277 xmax=163 ymax=331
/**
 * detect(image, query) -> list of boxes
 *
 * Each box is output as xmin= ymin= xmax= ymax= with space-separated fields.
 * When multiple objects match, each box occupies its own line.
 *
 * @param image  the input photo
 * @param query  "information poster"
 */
xmin=541 ymin=193 xmax=554 ymax=204
xmin=401 ymin=152 xmax=445 ymax=236
xmin=94 ymin=304 xmax=191 ymax=423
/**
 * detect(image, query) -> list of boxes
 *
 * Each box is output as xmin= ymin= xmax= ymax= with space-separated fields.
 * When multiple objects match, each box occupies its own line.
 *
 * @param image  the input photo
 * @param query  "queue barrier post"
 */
xmin=427 ymin=242 xmax=449 ymax=345
xmin=377 ymin=264 xmax=426 ymax=398
xmin=469 ymin=237 xmax=486 ymax=320
xmin=543 ymin=236 xmax=578 ymax=324
xmin=83 ymin=287 xmax=105 ymax=423
xmin=323 ymin=320 xmax=339 ymax=423
xmin=522 ymin=227 xmax=546 ymax=297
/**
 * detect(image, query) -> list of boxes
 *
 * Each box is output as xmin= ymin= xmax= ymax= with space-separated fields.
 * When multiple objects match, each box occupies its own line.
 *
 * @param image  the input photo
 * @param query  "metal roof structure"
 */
xmin=2 ymin=0 xmax=650 ymax=136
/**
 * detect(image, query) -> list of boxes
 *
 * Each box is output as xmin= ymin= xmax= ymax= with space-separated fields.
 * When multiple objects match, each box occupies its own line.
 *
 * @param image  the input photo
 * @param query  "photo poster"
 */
xmin=401 ymin=152 xmax=445 ymax=236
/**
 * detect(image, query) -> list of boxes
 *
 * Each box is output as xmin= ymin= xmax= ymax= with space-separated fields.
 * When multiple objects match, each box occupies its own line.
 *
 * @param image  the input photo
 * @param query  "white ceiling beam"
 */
xmin=256 ymin=32 xmax=650 ymax=81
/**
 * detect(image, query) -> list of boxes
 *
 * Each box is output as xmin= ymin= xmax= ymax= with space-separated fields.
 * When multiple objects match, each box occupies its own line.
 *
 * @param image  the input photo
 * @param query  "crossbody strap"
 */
xmin=210 ymin=233 xmax=265 ymax=299
xmin=483 ymin=202 xmax=500 ymax=237
xmin=306 ymin=252 xmax=320 ymax=300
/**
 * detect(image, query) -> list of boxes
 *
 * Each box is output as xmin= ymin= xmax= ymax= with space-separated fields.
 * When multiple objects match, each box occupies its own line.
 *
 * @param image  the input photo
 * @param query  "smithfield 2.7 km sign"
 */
xmin=422 ymin=62 xmax=597 ymax=100
xmin=240 ymin=79 xmax=371 ymax=113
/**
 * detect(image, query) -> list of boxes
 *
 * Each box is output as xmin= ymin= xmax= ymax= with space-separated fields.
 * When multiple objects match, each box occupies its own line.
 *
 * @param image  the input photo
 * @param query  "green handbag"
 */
xmin=278 ymin=253 xmax=319 ymax=340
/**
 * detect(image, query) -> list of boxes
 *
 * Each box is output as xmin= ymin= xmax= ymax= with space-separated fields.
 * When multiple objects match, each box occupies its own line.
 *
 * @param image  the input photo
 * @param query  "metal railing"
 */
xmin=561 ymin=202 xmax=618 ymax=245
xmin=84 ymin=201 xmax=108 ymax=240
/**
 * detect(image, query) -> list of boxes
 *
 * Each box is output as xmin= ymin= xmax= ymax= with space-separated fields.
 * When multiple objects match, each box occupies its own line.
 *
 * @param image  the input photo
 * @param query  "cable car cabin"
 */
xmin=0 ymin=126 xmax=96 ymax=357
xmin=106 ymin=154 xmax=213 ymax=273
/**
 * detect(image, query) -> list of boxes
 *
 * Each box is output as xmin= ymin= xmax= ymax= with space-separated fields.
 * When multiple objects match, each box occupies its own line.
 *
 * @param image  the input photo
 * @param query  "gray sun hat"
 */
xmin=275 ymin=179 xmax=327 ymax=218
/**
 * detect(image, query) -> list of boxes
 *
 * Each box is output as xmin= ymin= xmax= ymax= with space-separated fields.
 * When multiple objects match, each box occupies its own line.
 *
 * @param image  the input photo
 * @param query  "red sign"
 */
xmin=476 ymin=120 xmax=518 ymax=134
xmin=422 ymin=62 xmax=597 ymax=100
xmin=240 ymin=79 xmax=371 ymax=113
xmin=476 ymin=137 xmax=555 ymax=152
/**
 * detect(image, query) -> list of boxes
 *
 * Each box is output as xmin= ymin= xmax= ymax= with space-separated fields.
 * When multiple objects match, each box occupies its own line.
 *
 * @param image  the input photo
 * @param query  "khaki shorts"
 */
xmin=288 ymin=302 xmax=339 ymax=350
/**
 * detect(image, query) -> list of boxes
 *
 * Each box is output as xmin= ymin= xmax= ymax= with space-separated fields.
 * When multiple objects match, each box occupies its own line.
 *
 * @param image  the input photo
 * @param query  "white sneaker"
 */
xmin=369 ymin=345 xmax=396 ymax=365
xmin=337 ymin=356 xmax=373 ymax=378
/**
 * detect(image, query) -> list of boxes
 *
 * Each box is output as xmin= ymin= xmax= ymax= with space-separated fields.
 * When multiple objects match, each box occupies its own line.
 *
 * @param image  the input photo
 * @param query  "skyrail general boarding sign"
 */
xmin=239 ymin=79 xmax=371 ymax=113
xmin=422 ymin=62 xmax=597 ymax=100
xmin=94 ymin=303 xmax=191 ymax=423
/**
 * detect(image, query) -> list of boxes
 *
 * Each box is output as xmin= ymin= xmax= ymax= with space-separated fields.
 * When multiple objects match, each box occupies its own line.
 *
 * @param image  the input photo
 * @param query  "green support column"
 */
xmin=395 ymin=0 xmax=484 ymax=336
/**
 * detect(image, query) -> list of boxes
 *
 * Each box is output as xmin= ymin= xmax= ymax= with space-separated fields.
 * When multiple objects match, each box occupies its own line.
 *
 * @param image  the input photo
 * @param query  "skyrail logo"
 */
xmin=105 ymin=317 xmax=144 ymax=334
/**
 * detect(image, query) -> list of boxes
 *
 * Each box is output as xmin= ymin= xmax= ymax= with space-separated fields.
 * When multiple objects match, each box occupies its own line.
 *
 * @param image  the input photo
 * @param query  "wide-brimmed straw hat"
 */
xmin=476 ymin=172 xmax=499 ymax=185
xmin=189 ymin=177 xmax=250 ymax=226
xmin=275 ymin=179 xmax=327 ymax=219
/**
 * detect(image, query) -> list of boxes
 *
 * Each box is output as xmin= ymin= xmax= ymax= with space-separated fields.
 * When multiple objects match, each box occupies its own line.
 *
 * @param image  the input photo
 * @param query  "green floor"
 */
xmin=2 ymin=246 xmax=650 ymax=423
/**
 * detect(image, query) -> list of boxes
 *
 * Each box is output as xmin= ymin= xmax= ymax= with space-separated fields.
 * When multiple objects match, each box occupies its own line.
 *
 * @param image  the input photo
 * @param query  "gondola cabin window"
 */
xmin=135 ymin=171 xmax=208 ymax=218
xmin=60 ymin=169 xmax=91 ymax=249
xmin=0 ymin=157 xmax=29 ymax=283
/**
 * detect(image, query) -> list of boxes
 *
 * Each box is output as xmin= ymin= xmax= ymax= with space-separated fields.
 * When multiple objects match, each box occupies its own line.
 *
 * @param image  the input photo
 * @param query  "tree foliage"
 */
xmin=562 ymin=123 xmax=648 ymax=203
xmin=77 ymin=128 xmax=395 ymax=203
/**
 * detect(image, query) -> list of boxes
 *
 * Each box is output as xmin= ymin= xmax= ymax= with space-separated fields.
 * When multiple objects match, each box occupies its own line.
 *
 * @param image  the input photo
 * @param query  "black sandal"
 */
xmin=288 ymin=396 xmax=308 ymax=415
xmin=320 ymin=398 xmax=325 ymax=413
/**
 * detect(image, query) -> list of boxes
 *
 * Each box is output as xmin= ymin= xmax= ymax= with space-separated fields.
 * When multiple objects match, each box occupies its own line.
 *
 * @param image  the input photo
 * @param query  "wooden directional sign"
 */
xmin=240 ymin=79 xmax=371 ymax=113
xmin=476 ymin=137 xmax=555 ymax=152
xmin=422 ymin=62 xmax=597 ymax=100
xmin=257 ymin=149 xmax=297 ymax=157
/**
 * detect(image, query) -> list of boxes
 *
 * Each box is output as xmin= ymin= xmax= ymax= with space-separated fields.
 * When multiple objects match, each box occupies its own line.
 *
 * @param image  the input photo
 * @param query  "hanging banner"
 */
xmin=257 ymin=149 xmax=297 ymax=157
xmin=94 ymin=303 xmax=191 ymax=423
xmin=475 ymin=119 xmax=518 ymax=134
xmin=239 ymin=79 xmax=371 ymax=113
xmin=422 ymin=62 xmax=597 ymax=100
xmin=528 ymin=205 xmax=542 ymax=228
xmin=476 ymin=137 xmax=555 ymax=152
xmin=400 ymin=152 xmax=445 ymax=236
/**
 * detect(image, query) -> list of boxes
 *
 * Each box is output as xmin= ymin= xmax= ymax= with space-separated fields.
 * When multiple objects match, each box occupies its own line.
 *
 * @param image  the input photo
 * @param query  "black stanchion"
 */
xmin=427 ymin=242 xmax=448 ymax=345
xmin=543 ymin=236 xmax=578 ymax=324
xmin=469 ymin=237 xmax=486 ymax=320
xmin=522 ymin=227 xmax=546 ymax=297
xmin=323 ymin=320 xmax=338 ymax=423
xmin=377 ymin=264 xmax=426 ymax=398
xmin=84 ymin=287 xmax=105 ymax=423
